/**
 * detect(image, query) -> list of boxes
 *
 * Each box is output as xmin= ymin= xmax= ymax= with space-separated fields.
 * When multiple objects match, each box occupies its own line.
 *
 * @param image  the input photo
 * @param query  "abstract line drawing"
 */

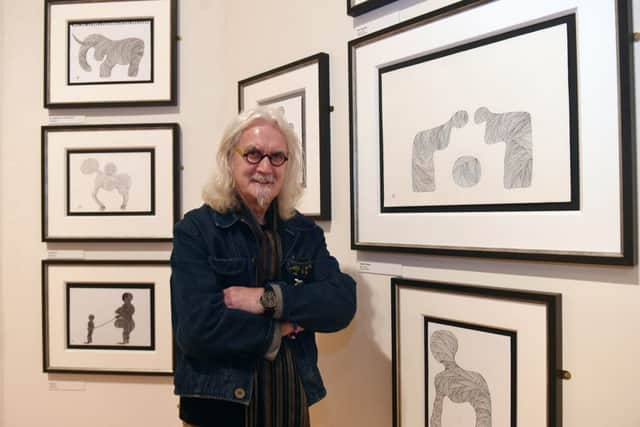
xmin=73 ymin=33 xmax=145 ymax=78
xmin=80 ymin=158 xmax=132 ymax=210
xmin=412 ymin=110 xmax=468 ymax=192
xmin=452 ymin=156 xmax=481 ymax=188
xmin=475 ymin=107 xmax=532 ymax=189
xmin=430 ymin=329 xmax=492 ymax=427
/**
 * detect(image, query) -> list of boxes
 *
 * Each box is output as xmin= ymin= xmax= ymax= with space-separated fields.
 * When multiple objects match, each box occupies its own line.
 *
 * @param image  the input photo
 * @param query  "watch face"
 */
xmin=260 ymin=290 xmax=277 ymax=309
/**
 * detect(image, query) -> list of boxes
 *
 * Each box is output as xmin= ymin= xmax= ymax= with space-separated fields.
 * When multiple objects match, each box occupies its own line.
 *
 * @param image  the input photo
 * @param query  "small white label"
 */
xmin=354 ymin=11 xmax=400 ymax=37
xmin=47 ymin=250 xmax=85 ymax=259
xmin=49 ymin=381 xmax=86 ymax=391
xmin=359 ymin=261 xmax=402 ymax=276
xmin=355 ymin=25 xmax=369 ymax=36
xmin=48 ymin=115 xmax=86 ymax=124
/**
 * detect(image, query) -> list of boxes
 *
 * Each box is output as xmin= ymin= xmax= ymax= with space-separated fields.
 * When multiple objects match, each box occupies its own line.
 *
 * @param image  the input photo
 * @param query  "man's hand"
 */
xmin=223 ymin=286 xmax=264 ymax=314
xmin=280 ymin=322 xmax=304 ymax=337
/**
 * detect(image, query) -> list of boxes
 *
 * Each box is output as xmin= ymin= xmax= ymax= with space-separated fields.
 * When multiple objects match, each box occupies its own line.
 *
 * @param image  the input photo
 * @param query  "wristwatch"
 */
xmin=259 ymin=286 xmax=277 ymax=317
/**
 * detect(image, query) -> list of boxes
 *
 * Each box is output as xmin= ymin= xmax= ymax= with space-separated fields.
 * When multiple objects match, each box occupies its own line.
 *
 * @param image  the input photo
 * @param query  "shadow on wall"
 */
xmin=311 ymin=267 xmax=391 ymax=427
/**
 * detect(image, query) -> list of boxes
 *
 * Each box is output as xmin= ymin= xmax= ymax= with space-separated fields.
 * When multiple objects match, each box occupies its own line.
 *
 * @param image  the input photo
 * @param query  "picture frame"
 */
xmin=42 ymin=260 xmax=173 ymax=375
xmin=44 ymin=0 xmax=177 ymax=108
xmin=391 ymin=277 xmax=562 ymax=427
xmin=238 ymin=53 xmax=331 ymax=220
xmin=42 ymin=123 xmax=180 ymax=242
xmin=349 ymin=0 xmax=636 ymax=264
xmin=347 ymin=0 xmax=397 ymax=17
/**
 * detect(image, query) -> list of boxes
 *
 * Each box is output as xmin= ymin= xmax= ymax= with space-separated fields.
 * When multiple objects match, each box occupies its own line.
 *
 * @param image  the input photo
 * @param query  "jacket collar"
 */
xmin=211 ymin=208 xmax=240 ymax=229
xmin=208 ymin=202 xmax=315 ymax=232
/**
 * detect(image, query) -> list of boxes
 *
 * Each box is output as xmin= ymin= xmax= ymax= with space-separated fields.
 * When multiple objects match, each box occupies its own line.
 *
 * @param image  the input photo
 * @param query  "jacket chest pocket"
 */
xmin=208 ymin=256 xmax=253 ymax=287
xmin=284 ymin=258 xmax=313 ymax=285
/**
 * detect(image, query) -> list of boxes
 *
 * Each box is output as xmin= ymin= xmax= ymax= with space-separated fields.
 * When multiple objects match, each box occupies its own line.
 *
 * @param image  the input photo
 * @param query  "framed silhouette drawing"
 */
xmin=391 ymin=278 xmax=562 ymax=427
xmin=348 ymin=0 xmax=635 ymax=264
xmin=42 ymin=260 xmax=173 ymax=375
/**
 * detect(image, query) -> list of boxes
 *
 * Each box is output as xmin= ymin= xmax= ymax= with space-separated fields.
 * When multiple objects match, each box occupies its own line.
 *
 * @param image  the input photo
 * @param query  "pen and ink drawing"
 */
xmin=475 ymin=107 xmax=532 ymax=189
xmin=409 ymin=106 xmax=532 ymax=194
xmin=66 ymin=19 xmax=153 ymax=85
xmin=430 ymin=329 xmax=492 ymax=427
xmin=79 ymin=292 xmax=135 ymax=345
xmin=80 ymin=158 xmax=132 ymax=211
xmin=67 ymin=284 xmax=152 ymax=349
xmin=412 ymin=110 xmax=468 ymax=192
xmin=452 ymin=156 xmax=481 ymax=188
xmin=73 ymin=33 xmax=145 ymax=78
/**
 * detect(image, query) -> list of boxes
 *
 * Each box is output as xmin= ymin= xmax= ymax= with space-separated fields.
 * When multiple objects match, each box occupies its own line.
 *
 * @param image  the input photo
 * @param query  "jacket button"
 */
xmin=234 ymin=387 xmax=246 ymax=400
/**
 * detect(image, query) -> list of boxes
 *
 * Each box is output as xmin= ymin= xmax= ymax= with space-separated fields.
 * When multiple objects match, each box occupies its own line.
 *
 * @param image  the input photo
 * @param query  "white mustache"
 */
xmin=251 ymin=174 xmax=275 ymax=184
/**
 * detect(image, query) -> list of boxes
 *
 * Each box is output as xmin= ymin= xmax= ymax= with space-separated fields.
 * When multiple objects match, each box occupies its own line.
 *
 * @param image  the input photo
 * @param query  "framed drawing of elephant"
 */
xmin=348 ymin=0 xmax=635 ymax=264
xmin=41 ymin=123 xmax=180 ymax=242
xmin=44 ymin=0 xmax=177 ymax=108
xmin=391 ymin=278 xmax=562 ymax=427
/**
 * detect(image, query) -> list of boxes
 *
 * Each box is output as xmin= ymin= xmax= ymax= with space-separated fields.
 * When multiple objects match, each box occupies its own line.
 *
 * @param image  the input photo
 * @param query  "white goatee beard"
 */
xmin=252 ymin=173 xmax=275 ymax=208
xmin=256 ymin=185 xmax=272 ymax=208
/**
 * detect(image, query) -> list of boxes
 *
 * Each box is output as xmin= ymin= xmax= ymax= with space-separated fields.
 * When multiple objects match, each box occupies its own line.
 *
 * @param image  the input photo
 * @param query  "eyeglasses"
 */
xmin=235 ymin=147 xmax=289 ymax=167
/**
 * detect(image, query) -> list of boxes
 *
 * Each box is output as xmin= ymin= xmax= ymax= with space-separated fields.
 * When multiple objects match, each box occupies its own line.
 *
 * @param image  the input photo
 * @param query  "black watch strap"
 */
xmin=259 ymin=286 xmax=277 ymax=317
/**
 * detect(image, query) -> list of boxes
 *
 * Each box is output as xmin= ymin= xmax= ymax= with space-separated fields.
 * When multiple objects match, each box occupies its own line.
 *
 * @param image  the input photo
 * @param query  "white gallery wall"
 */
xmin=1 ymin=0 xmax=640 ymax=426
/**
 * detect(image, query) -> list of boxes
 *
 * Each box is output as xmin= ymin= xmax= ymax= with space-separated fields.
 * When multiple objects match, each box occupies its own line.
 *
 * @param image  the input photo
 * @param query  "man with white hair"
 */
xmin=170 ymin=107 xmax=357 ymax=426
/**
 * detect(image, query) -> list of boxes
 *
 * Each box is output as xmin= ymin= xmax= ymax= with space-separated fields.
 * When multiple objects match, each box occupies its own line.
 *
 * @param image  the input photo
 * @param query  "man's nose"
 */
xmin=255 ymin=156 xmax=273 ymax=172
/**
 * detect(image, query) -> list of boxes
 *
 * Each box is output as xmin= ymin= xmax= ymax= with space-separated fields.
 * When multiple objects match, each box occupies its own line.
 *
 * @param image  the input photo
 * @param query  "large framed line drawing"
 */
xmin=42 ymin=260 xmax=173 ymax=375
xmin=347 ymin=0 xmax=398 ymax=17
xmin=238 ymin=53 xmax=331 ymax=220
xmin=44 ymin=0 xmax=177 ymax=108
xmin=349 ymin=0 xmax=636 ymax=264
xmin=391 ymin=278 xmax=562 ymax=427
xmin=42 ymin=123 xmax=180 ymax=242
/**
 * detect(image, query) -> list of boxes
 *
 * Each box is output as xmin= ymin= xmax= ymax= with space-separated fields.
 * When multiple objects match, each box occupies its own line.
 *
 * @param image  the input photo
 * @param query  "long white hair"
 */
xmin=202 ymin=106 xmax=304 ymax=219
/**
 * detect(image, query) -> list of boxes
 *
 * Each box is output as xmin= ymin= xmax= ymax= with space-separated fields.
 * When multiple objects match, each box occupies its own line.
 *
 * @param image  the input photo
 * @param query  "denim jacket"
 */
xmin=170 ymin=204 xmax=357 ymax=406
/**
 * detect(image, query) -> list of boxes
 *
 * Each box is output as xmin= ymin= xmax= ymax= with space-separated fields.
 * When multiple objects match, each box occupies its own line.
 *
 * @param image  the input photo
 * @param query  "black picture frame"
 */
xmin=41 ymin=123 xmax=180 ymax=242
xmin=44 ymin=0 xmax=177 ymax=108
xmin=349 ymin=0 xmax=636 ymax=264
xmin=238 ymin=53 xmax=332 ymax=220
xmin=391 ymin=277 xmax=562 ymax=427
xmin=347 ymin=0 xmax=398 ymax=17
xmin=42 ymin=260 xmax=173 ymax=375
